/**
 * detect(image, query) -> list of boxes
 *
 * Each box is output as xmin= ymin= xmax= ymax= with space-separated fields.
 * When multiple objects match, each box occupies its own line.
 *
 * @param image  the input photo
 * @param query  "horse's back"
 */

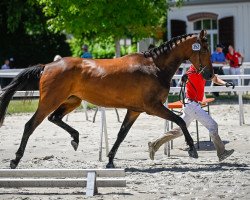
xmin=39 ymin=55 xmax=164 ymax=109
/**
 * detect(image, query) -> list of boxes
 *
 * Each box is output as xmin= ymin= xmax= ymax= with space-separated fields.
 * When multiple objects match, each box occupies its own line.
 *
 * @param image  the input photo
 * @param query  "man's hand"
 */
xmin=225 ymin=82 xmax=235 ymax=89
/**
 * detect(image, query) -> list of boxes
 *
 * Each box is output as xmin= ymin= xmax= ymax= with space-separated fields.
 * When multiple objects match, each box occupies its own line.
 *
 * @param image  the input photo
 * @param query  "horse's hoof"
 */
xmin=10 ymin=160 xmax=18 ymax=169
xmin=106 ymin=162 xmax=115 ymax=168
xmin=188 ymin=147 xmax=198 ymax=158
xmin=71 ymin=140 xmax=79 ymax=151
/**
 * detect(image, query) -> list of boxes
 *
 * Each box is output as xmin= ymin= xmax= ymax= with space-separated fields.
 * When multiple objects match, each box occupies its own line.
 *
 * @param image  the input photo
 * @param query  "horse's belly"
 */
xmin=78 ymin=81 xmax=143 ymax=109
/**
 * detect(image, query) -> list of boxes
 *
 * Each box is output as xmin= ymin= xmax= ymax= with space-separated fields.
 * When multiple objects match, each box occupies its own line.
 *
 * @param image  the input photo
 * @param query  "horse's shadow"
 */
xmin=193 ymin=140 xmax=230 ymax=151
xmin=126 ymin=162 xmax=249 ymax=174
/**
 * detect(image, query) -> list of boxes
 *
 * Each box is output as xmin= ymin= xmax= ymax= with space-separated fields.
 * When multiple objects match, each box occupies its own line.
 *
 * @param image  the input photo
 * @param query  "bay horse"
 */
xmin=0 ymin=30 xmax=213 ymax=169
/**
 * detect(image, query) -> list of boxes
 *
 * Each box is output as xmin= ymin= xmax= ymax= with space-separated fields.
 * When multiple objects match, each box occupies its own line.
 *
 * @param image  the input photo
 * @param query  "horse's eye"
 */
xmin=202 ymin=38 xmax=208 ymax=43
xmin=201 ymin=48 xmax=208 ymax=54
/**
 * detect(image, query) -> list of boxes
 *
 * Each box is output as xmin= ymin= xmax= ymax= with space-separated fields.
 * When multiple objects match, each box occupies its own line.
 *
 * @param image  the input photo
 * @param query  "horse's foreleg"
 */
xmin=48 ymin=96 xmax=82 ymax=151
xmin=106 ymin=110 xmax=140 ymax=168
xmin=146 ymin=103 xmax=198 ymax=158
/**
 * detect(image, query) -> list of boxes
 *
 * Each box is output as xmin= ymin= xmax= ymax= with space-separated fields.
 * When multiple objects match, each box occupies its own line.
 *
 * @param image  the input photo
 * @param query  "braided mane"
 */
xmin=143 ymin=33 xmax=198 ymax=58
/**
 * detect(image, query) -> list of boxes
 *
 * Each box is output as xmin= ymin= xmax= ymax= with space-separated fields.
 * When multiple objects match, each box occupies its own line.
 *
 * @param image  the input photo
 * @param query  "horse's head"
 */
xmin=189 ymin=30 xmax=214 ymax=80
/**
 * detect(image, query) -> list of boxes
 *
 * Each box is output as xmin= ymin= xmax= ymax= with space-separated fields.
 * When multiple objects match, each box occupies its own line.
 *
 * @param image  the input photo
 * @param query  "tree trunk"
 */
xmin=115 ymin=39 xmax=121 ymax=58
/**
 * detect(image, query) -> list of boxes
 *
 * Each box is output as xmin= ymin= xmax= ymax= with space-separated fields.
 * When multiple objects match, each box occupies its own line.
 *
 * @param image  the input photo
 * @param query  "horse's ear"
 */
xmin=199 ymin=29 xmax=207 ymax=40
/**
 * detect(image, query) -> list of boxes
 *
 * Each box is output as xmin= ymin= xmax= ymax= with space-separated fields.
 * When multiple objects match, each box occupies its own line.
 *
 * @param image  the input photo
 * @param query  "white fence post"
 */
xmin=163 ymin=101 xmax=171 ymax=157
xmin=99 ymin=107 xmax=109 ymax=162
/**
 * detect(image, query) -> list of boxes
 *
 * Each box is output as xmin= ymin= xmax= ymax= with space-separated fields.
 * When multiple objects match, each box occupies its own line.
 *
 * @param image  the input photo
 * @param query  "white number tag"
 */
xmin=192 ymin=43 xmax=201 ymax=51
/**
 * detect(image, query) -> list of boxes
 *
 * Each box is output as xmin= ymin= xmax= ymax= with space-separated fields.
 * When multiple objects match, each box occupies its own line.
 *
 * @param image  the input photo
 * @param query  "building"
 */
xmin=168 ymin=0 xmax=250 ymax=61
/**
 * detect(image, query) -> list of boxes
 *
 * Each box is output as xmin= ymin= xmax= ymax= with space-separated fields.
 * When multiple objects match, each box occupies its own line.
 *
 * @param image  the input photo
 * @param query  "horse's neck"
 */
xmin=156 ymin=38 xmax=195 ymax=81
xmin=155 ymin=53 xmax=184 ymax=83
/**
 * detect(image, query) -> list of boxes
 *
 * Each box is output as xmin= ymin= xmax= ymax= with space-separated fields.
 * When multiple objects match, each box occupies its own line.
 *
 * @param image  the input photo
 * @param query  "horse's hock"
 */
xmin=0 ymin=168 xmax=126 ymax=196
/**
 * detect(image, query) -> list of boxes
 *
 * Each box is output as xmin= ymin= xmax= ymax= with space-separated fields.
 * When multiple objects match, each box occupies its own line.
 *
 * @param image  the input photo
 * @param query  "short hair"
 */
xmin=53 ymin=55 xmax=62 ymax=61
xmin=82 ymin=44 xmax=88 ymax=50
xmin=216 ymin=44 xmax=224 ymax=49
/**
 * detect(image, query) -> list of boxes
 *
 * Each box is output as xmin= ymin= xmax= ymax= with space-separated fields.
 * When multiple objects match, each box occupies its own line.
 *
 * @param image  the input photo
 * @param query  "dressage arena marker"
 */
xmin=0 ymin=168 xmax=126 ymax=196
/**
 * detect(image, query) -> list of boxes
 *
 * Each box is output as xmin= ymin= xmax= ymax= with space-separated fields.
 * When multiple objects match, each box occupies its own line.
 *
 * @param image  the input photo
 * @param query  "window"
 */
xmin=194 ymin=19 xmax=217 ymax=30
xmin=193 ymin=19 xmax=218 ymax=51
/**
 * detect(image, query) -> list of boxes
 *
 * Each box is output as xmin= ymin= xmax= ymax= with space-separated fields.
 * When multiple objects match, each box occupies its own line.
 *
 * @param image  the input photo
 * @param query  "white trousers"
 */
xmin=229 ymin=67 xmax=241 ymax=85
xmin=151 ymin=101 xmax=225 ymax=156
xmin=182 ymin=101 xmax=218 ymax=135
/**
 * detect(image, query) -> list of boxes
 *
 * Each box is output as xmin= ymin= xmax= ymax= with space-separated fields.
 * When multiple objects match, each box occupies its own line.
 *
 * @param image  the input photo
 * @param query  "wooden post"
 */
xmin=86 ymin=171 xmax=98 ymax=196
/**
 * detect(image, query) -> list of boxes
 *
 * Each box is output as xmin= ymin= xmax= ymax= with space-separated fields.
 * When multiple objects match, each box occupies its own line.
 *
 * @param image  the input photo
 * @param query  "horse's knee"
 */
xmin=48 ymin=113 xmax=61 ymax=123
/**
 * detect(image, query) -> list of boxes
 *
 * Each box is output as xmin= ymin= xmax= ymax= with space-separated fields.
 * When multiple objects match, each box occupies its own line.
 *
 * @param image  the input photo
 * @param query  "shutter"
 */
xmin=219 ymin=16 xmax=234 ymax=51
xmin=170 ymin=20 xmax=186 ymax=38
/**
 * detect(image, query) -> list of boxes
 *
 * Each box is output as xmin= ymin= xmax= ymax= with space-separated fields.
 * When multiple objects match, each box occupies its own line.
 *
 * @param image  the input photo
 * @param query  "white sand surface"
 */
xmin=0 ymin=104 xmax=249 ymax=199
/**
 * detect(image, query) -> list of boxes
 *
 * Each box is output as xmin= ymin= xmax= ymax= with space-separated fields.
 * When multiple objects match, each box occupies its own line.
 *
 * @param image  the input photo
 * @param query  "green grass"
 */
xmin=6 ymin=99 xmax=97 ymax=114
xmin=7 ymin=100 xmax=39 ymax=114
xmin=5 ymin=94 xmax=250 ymax=114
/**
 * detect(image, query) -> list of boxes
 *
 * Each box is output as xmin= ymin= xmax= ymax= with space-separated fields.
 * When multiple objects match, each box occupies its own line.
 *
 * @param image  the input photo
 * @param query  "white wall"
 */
xmin=168 ymin=2 xmax=250 ymax=61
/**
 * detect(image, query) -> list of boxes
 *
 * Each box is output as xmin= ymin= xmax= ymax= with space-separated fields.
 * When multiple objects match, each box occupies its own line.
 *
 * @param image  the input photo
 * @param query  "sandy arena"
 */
xmin=0 ymin=103 xmax=249 ymax=200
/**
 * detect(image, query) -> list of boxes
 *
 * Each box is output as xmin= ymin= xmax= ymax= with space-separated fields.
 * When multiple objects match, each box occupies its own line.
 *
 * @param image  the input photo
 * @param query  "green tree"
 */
xmin=0 ymin=0 xmax=71 ymax=67
xmin=38 ymin=0 xmax=183 ymax=57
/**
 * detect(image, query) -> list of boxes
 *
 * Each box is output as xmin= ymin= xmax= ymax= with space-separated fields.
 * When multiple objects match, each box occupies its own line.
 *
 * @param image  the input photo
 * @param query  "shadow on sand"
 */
xmin=126 ymin=162 xmax=249 ymax=174
xmin=193 ymin=140 xmax=230 ymax=151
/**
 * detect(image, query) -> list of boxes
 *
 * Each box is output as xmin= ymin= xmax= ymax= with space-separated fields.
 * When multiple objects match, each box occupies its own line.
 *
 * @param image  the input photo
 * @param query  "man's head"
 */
xmin=216 ymin=44 xmax=223 ymax=53
xmin=228 ymin=45 xmax=234 ymax=54
xmin=82 ymin=44 xmax=88 ymax=52
xmin=4 ymin=59 xmax=9 ymax=65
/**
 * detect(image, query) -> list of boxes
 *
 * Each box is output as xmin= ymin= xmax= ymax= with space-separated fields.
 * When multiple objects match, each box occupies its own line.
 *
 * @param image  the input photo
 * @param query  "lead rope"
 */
xmin=179 ymin=71 xmax=199 ymax=106
xmin=179 ymin=74 xmax=188 ymax=107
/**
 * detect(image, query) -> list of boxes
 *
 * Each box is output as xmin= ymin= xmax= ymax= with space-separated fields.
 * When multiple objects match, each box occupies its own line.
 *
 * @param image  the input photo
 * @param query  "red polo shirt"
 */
xmin=226 ymin=51 xmax=241 ymax=68
xmin=186 ymin=65 xmax=206 ymax=102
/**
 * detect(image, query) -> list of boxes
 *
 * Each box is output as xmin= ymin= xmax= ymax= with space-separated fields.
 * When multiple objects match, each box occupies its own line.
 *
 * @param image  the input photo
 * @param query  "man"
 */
xmin=211 ymin=44 xmax=226 ymax=96
xmin=1 ymin=59 xmax=10 ymax=70
xmin=226 ymin=45 xmax=244 ymax=86
xmin=1 ymin=59 xmax=11 ymax=88
xmin=148 ymin=65 xmax=235 ymax=162
xmin=81 ymin=44 xmax=92 ymax=59
xmin=211 ymin=44 xmax=226 ymax=65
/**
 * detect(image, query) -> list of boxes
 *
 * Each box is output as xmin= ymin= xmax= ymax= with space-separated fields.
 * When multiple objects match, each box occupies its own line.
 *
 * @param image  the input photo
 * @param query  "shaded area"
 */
xmin=126 ymin=162 xmax=250 ymax=173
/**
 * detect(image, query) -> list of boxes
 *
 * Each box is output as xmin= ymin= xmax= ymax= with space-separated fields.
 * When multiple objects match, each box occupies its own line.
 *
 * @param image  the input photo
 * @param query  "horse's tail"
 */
xmin=0 ymin=64 xmax=44 ymax=127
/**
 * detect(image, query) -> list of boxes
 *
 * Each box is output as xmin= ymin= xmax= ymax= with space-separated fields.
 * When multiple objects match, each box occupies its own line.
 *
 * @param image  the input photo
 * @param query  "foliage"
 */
xmin=0 ymin=0 xmax=71 ymax=67
xmin=68 ymin=37 xmax=137 ymax=58
xmin=37 ymin=0 xmax=183 ymax=57
xmin=38 ymin=0 xmax=171 ymax=39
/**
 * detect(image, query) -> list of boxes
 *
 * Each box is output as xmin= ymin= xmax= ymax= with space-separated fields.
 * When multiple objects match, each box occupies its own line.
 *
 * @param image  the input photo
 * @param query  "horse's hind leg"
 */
xmin=48 ymin=96 xmax=82 ymax=151
xmin=10 ymin=92 xmax=73 ymax=169
xmin=106 ymin=110 xmax=140 ymax=168
xmin=10 ymin=109 xmax=48 ymax=169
